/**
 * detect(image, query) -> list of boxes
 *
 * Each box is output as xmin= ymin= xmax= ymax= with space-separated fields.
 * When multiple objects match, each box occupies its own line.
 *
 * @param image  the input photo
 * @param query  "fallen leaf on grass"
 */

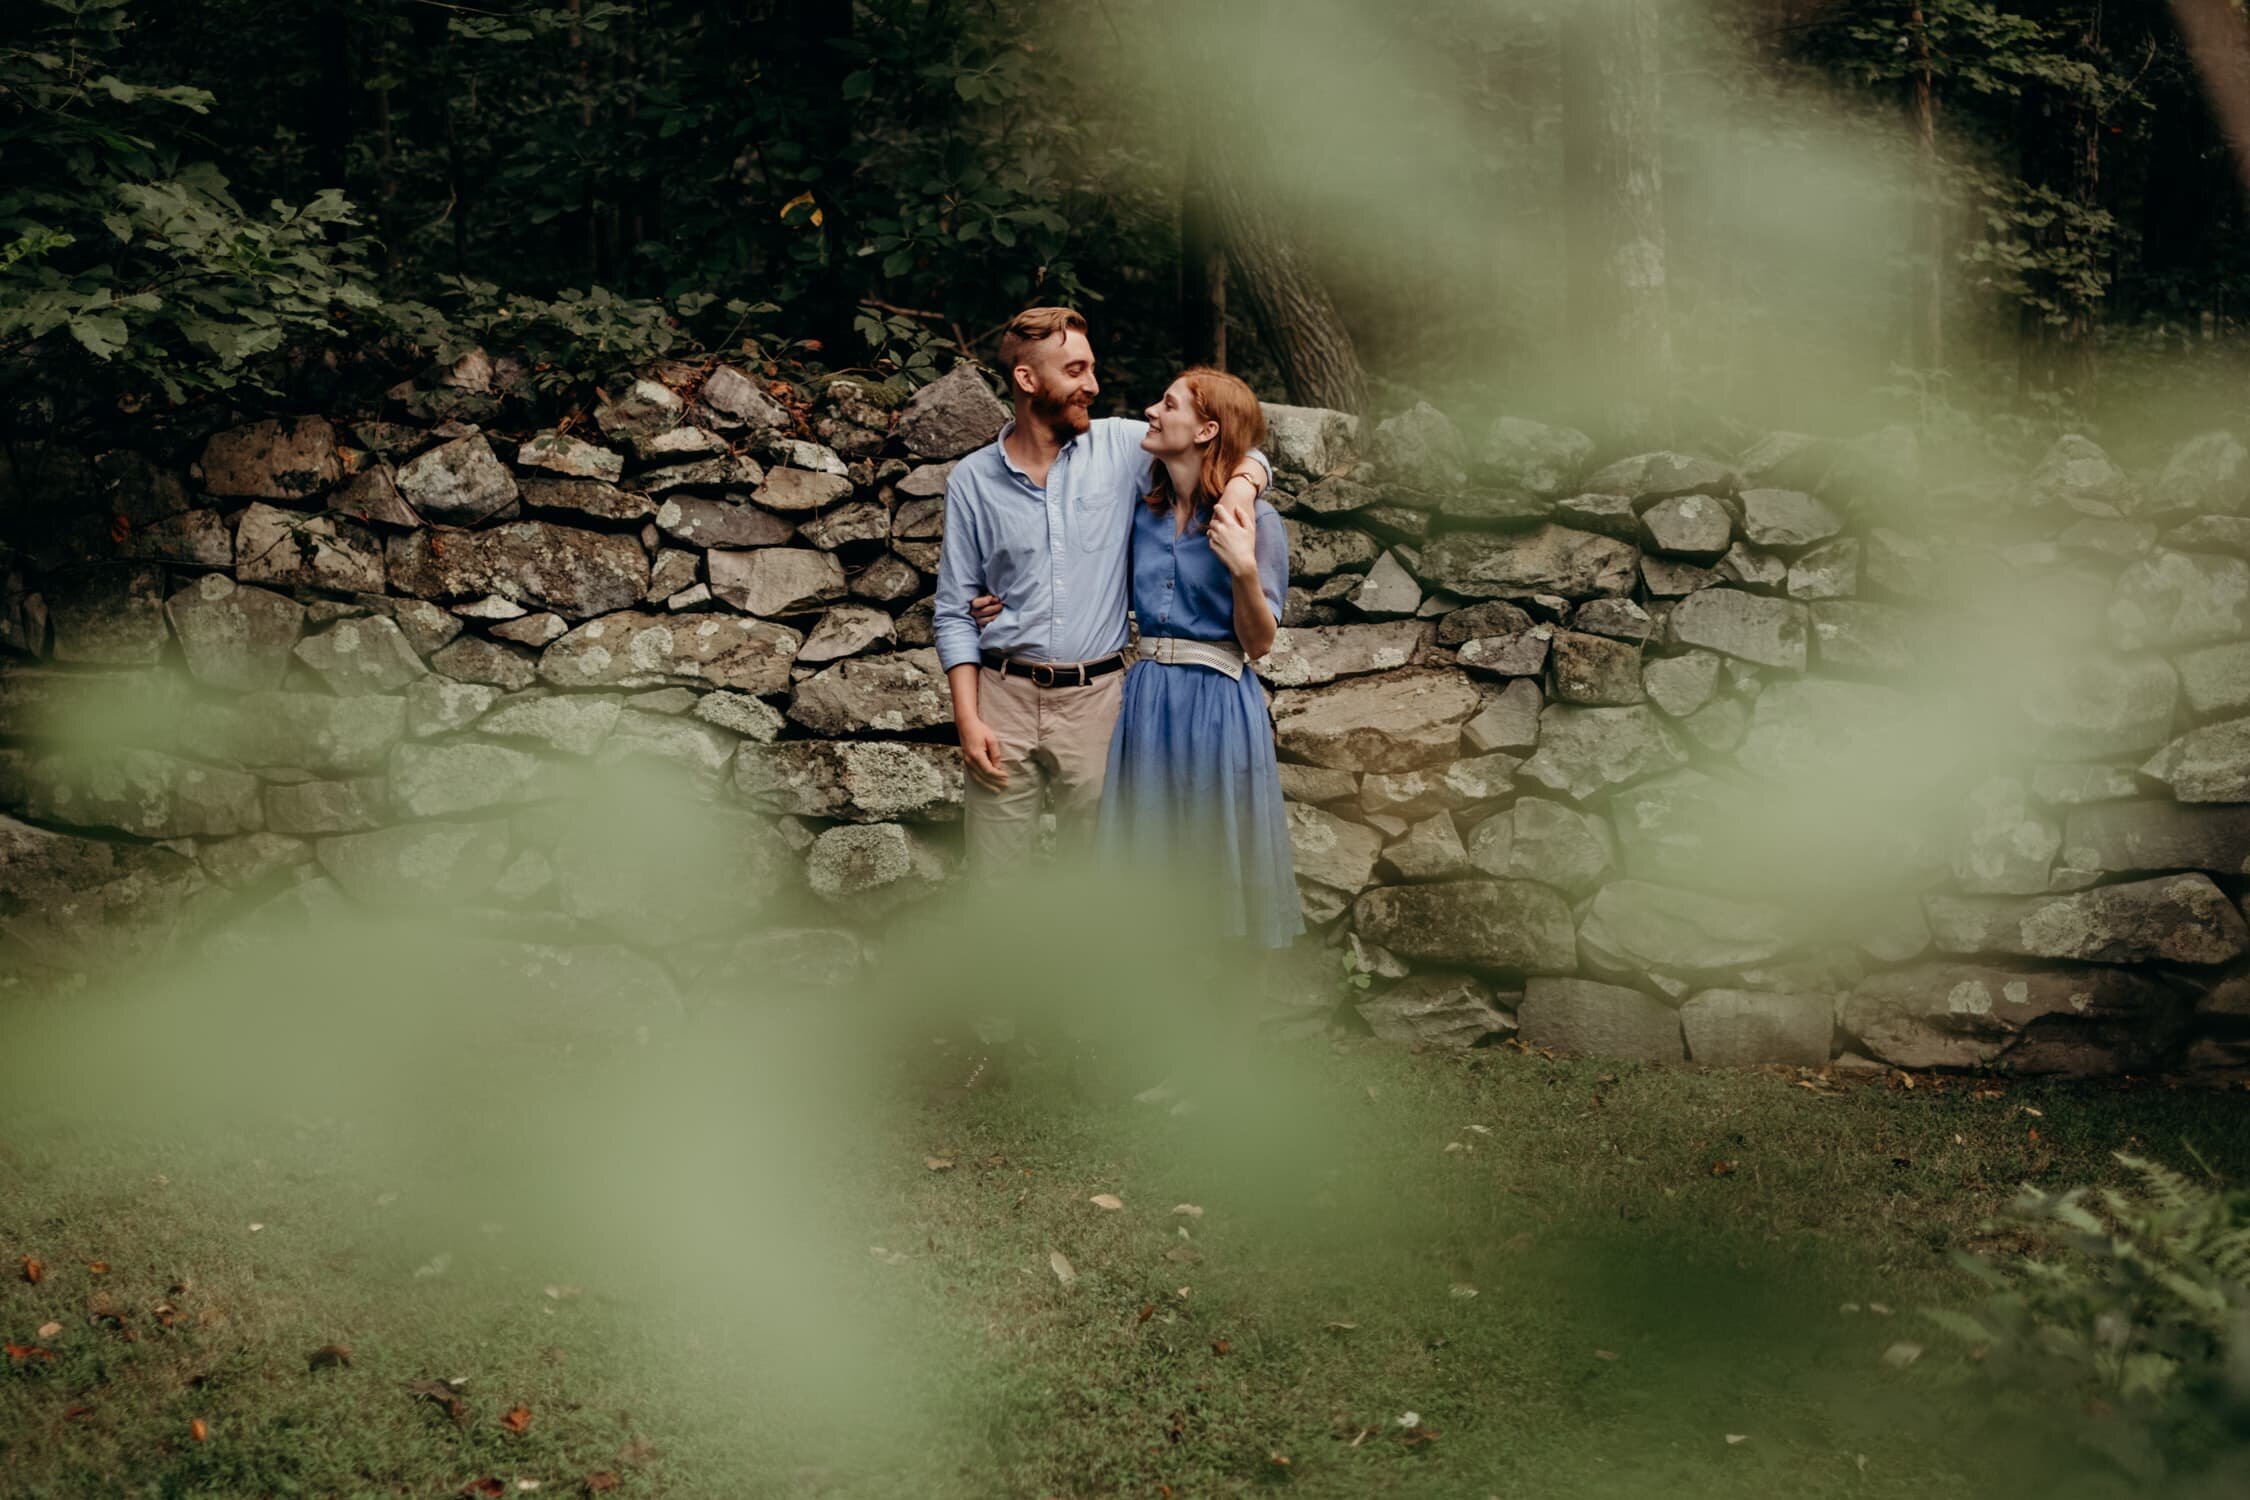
xmin=1725 ymin=1433 xmax=1748 ymax=1445
xmin=1269 ymin=1453 xmax=1291 ymax=1468
xmin=306 ymin=1344 xmax=352 ymax=1371
xmin=190 ymin=1418 xmax=208 ymax=1442
xmin=925 ymin=1157 xmax=955 ymax=1172
xmin=409 ymin=1379 xmax=471 ymax=1428
xmin=1593 ymin=1349 xmax=1619 ymax=1361
xmin=37 ymin=1322 xmax=61 ymax=1340
xmin=501 ymin=1404 xmax=533 ymax=1435
xmin=1710 ymin=1160 xmax=1736 ymax=1177
xmin=1325 ymin=1321 xmax=1358 ymax=1332
xmin=19 ymin=1257 xmax=41 ymax=1285
xmin=1448 ymin=1283 xmax=1478 ymax=1299
xmin=1211 ymin=1339 xmax=1230 ymax=1357
xmin=85 ymin=1262 xmax=108 ymax=1276
xmin=1172 ymin=1204 xmax=1203 ymax=1218
xmin=583 ymin=1474 xmax=620 ymax=1493
xmin=543 ymin=1285 xmax=583 ymax=1301
xmin=516 ymin=1481 xmax=541 ymax=1492
xmin=868 ymin=1247 xmax=908 ymax=1266
xmin=1881 ymin=1341 xmax=1923 ymax=1369
xmin=460 ymin=1480 xmax=506 ymax=1499
xmin=617 ymin=1438 xmax=659 ymax=1466
xmin=414 ymin=1252 xmax=452 ymax=1279
xmin=1164 ymin=1246 xmax=1202 ymax=1265
xmin=1049 ymin=1250 xmax=1077 ymax=1287
xmin=1089 ymin=1194 xmax=1123 ymax=1211
xmin=6 ymin=1342 xmax=54 ymax=1364
xmin=1136 ymin=1303 xmax=1155 ymax=1325
xmin=248 ymin=1223 xmax=264 ymax=1233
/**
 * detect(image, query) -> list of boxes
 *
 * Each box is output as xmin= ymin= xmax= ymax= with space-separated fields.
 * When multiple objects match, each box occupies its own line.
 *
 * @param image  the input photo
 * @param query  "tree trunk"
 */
xmin=1561 ymin=0 xmax=1674 ymax=443
xmin=1906 ymin=3 xmax=1944 ymax=371
xmin=1205 ymin=154 xmax=1367 ymax=413
xmin=1179 ymin=138 xmax=1228 ymax=369
xmin=568 ymin=0 xmax=598 ymax=283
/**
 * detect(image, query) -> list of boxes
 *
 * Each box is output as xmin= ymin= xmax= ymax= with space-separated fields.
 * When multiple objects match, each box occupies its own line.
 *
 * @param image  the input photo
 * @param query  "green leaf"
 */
xmin=67 ymin=313 xmax=129 ymax=359
xmin=881 ymin=248 xmax=913 ymax=278
xmin=101 ymin=214 xmax=133 ymax=243
xmin=842 ymin=70 xmax=873 ymax=100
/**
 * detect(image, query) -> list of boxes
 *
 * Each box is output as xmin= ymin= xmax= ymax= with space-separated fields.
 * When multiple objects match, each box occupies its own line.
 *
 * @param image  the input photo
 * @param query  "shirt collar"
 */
xmin=995 ymin=416 xmax=1088 ymax=483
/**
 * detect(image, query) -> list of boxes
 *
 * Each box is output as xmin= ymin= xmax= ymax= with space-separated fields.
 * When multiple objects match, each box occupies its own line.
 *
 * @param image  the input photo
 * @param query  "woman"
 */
xmin=1097 ymin=368 xmax=1303 ymax=950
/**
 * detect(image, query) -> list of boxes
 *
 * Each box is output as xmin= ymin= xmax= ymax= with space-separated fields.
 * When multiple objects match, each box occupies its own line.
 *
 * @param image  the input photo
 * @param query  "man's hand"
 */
xmin=958 ymin=715 xmax=1009 ymax=790
xmin=970 ymin=593 xmax=1004 ymax=629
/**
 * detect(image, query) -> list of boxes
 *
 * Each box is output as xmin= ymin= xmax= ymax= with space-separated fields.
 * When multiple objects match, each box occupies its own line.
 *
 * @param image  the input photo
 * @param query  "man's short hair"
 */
xmin=997 ymin=306 xmax=1089 ymax=378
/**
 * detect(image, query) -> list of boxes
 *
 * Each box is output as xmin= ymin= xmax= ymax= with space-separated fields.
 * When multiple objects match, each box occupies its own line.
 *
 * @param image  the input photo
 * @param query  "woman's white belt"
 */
xmin=1137 ymin=635 xmax=1246 ymax=679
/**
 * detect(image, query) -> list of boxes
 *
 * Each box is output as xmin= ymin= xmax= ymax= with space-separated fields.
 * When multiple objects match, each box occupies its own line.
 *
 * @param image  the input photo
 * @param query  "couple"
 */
xmin=932 ymin=306 xmax=1302 ymax=951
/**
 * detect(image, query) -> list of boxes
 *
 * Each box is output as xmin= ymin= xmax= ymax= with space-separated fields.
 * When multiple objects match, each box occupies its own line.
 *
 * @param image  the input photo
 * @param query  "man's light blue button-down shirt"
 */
xmin=932 ymin=417 xmax=1268 ymax=671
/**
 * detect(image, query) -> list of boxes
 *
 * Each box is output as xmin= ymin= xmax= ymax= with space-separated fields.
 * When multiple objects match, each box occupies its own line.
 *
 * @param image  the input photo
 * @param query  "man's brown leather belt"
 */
xmin=980 ymin=649 xmax=1129 ymax=688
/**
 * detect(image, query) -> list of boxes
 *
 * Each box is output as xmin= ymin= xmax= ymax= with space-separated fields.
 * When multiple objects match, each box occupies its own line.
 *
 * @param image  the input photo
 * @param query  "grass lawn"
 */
xmin=5 ymin=1014 xmax=2247 ymax=1499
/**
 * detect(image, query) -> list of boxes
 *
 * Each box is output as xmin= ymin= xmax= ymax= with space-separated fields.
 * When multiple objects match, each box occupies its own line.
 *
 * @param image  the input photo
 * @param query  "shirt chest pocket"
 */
xmin=1073 ymin=486 xmax=1123 ymax=552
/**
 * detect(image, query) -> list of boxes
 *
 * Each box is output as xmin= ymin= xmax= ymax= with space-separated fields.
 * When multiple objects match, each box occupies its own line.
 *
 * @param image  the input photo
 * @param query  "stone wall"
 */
xmin=2 ymin=357 xmax=2246 ymax=1073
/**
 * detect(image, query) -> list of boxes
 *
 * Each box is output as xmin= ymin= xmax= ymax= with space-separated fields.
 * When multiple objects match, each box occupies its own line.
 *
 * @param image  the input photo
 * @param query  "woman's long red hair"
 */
xmin=1144 ymin=367 xmax=1267 ymax=518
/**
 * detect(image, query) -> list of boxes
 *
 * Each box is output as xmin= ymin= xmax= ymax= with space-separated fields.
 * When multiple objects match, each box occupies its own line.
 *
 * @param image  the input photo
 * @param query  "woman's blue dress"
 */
xmin=1098 ymin=496 xmax=1304 ymax=949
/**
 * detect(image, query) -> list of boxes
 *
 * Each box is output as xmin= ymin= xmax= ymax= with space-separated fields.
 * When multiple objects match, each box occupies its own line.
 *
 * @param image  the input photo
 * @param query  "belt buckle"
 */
xmin=1030 ymin=661 xmax=1058 ymax=688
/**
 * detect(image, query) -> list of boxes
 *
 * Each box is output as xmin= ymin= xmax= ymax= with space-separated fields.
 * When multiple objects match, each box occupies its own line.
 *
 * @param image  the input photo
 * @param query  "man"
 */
xmin=931 ymin=307 xmax=1270 ymax=867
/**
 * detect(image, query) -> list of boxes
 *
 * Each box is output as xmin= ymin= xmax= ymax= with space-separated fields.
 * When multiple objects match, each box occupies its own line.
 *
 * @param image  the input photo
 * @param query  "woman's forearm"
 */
xmin=1230 ymin=568 xmax=1277 ymax=658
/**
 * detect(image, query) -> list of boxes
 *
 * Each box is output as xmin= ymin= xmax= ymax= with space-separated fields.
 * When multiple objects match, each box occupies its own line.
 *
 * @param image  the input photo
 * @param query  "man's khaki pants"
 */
xmin=964 ymin=664 xmax=1126 ymax=870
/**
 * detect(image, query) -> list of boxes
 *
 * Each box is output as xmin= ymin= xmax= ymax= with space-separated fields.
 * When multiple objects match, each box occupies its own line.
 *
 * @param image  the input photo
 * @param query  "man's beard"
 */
xmin=1029 ymin=387 xmax=1092 ymax=441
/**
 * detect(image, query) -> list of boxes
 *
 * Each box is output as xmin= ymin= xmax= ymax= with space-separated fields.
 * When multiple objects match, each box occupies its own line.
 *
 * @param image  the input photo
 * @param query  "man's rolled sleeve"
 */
xmin=931 ymin=475 xmax=987 ymax=672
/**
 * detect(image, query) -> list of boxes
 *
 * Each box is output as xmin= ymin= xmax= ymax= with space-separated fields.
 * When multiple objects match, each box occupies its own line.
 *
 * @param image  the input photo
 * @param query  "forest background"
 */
xmin=7 ymin=0 xmax=2250 ymax=477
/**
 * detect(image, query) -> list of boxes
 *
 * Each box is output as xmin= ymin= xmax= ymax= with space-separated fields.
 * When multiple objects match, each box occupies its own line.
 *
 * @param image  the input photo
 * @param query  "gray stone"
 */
xmin=491 ymin=612 xmax=567 ymax=647
xmin=1667 ymin=588 xmax=1807 ymax=670
xmin=1583 ymin=450 xmax=1737 ymax=503
xmin=896 ymin=461 xmax=956 ymax=499
xmin=691 ymin=690 xmax=786 ymax=741
xmin=796 ymin=604 xmax=896 ymax=664
xmin=1358 ymin=973 xmax=1512 ymax=1047
xmin=594 ymin=378 xmax=685 ymax=441
xmin=1738 ymin=489 xmax=1843 ymax=549
xmin=1350 ymin=551 xmax=1421 ymax=617
xmin=891 ymin=497 xmax=943 ymax=541
xmin=432 ymin=635 xmax=540 ymax=692
xmin=1574 ymin=598 xmax=1656 ymax=643
xmin=1840 ymin=963 xmax=2192 ymax=1072
xmin=1516 ymin=976 xmax=1682 ymax=1062
xmin=451 ymin=594 xmax=528 ymax=621
xmin=1462 ymin=679 xmax=1542 ymax=753
xmin=1683 ymin=697 xmax=1748 ymax=753
xmin=2141 ymin=716 xmax=2250 ymax=802
xmin=1278 ymin=763 xmax=1358 ymax=805
xmin=1350 ymin=880 xmax=1578 ymax=972
xmin=262 ymin=777 xmax=387 ymax=835
xmin=1418 ymin=524 xmax=1638 ymax=601
xmin=1474 ymin=417 xmax=1592 ymax=497
xmin=664 ymin=583 xmax=712 ymax=612
xmin=896 ymin=366 xmax=1006 ymax=460
xmin=118 ymin=508 xmax=234 ymax=566
xmin=698 ymin=364 xmax=791 ymax=434
xmin=46 ymin=563 xmax=167 ymax=665
xmin=386 ymin=521 xmax=650 ymax=620
xmin=645 ymin=548 xmax=700 ymax=605
xmin=554 ymin=804 xmax=792 ymax=946
xmin=2161 ymin=514 xmax=2250 ymax=558
xmin=1262 ymin=403 xmax=1359 ymax=479
xmin=1863 ymin=528 xmax=1936 ymax=599
xmin=1465 ymin=796 xmax=1616 ymax=893
xmin=806 ymin=822 xmax=949 ymax=913
xmin=1285 ymin=519 xmax=1383 ymax=580
xmin=1639 ymin=493 xmax=1733 ymax=561
xmin=1358 ymin=765 xmax=1468 ymax=821
xmin=1380 ymin=812 xmax=1469 ymax=881
xmin=1457 ymin=629 xmax=1552 ymax=678
xmin=518 ymin=475 xmax=657 ymax=524
xmin=0 ymin=814 xmax=206 ymax=971
xmin=1518 ymin=703 xmax=1685 ymax=801
xmin=1948 ymin=776 xmax=2061 ymax=895
xmin=1926 ymin=874 xmax=2247 ymax=965
xmin=405 ymin=676 xmax=499 ymax=738
xmin=1548 ymin=630 xmax=1644 ymax=705
xmin=2108 ymin=550 xmax=2250 ymax=651
xmin=2019 ymin=654 xmax=2179 ymax=758
xmin=2175 ymin=639 xmax=2250 ymax=716
xmin=1578 ymin=881 xmax=1797 ymax=975
xmin=389 ymin=741 xmax=551 ymax=817
xmin=395 ymin=432 xmax=520 ymax=525
xmin=164 ymin=576 xmax=305 ymax=691
xmin=316 ymin=820 xmax=513 ymax=909
xmin=1553 ymin=491 xmax=1641 ymax=541
xmin=1271 ymin=670 xmax=1482 ymax=772
xmin=708 ymin=547 xmax=846 ymax=617
xmin=1640 ymin=557 xmax=1720 ymax=597
xmin=694 ymin=927 xmax=866 ymax=996
xmin=292 ymin=615 xmax=427 ymax=695
xmin=231 ymin=508 xmax=382 ymax=593
xmin=2030 ymin=434 xmax=2133 ymax=517
xmin=2061 ymin=800 xmax=2250 ymax=877
xmin=1642 ymin=650 xmax=1720 ymax=718
xmin=539 ymin=611 xmax=802 ymax=695
xmin=2060 ymin=518 xmax=2157 ymax=560
xmin=516 ymin=430 xmax=624 ymax=483
xmin=787 ymin=649 xmax=951 ymax=735
xmin=798 ymin=499 xmax=890 ymax=551
xmin=2153 ymin=431 xmax=2248 ymax=517
xmin=1369 ymin=401 xmax=1468 ymax=490
xmin=630 ymin=687 xmax=699 ymax=715
xmin=1288 ymin=803 xmax=1384 ymax=892
xmin=1787 ymin=537 xmax=1859 ymax=600
xmin=198 ymin=832 xmax=312 ymax=887
xmin=2030 ymin=763 xmax=2143 ymax=806
xmin=1608 ymin=769 xmax=1735 ymax=884
xmin=1681 ymin=989 xmax=1832 ymax=1065
xmin=655 ymin=496 xmax=795 ymax=549
xmin=736 ymin=740 xmax=962 ymax=823
xmin=477 ymin=692 xmax=623 ymax=756
xmin=384 ymin=598 xmax=464 ymax=657
xmin=1808 ymin=601 xmax=1919 ymax=674
xmin=1734 ymin=676 xmax=1910 ymax=781
xmin=752 ymin=467 xmax=854 ymax=513
xmin=1256 ymin=621 xmax=1429 ymax=689
xmin=1716 ymin=542 xmax=1787 ymax=591
xmin=22 ymin=747 xmax=262 ymax=838
xmin=179 ymin=692 xmax=405 ymax=775
xmin=595 ymin=709 xmax=739 ymax=791
xmin=198 ymin=416 xmax=341 ymax=502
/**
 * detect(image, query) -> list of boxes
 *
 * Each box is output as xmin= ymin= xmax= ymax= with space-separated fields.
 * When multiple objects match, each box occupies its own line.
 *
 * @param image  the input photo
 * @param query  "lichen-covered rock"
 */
xmin=235 ymin=503 xmax=385 ymax=593
xmin=806 ymin=822 xmax=950 ymax=913
xmin=2018 ymin=653 xmax=2178 ymax=758
xmin=0 ymin=813 xmax=206 ymax=971
xmin=1357 ymin=973 xmax=1513 ymax=1047
xmin=1271 ymin=670 xmax=1482 ymax=772
xmin=1808 ymin=600 xmax=1920 ymax=674
xmin=388 ymin=741 xmax=552 ymax=817
xmin=1578 ymin=880 xmax=1797 ymax=975
xmin=1926 ymin=874 xmax=2247 ymax=965
xmin=395 ymin=432 xmax=520 ymax=525
xmin=540 ymin=610 xmax=802 ymax=695
xmin=476 ymin=692 xmax=624 ymax=756
xmin=692 ymin=689 xmax=785 ymax=741
xmin=1287 ymin=802 xmax=1383 ymax=893
xmin=2139 ymin=716 xmax=2250 ymax=803
xmin=1517 ymin=703 xmax=1685 ymax=801
xmin=594 ymin=377 xmax=685 ymax=442
xmin=292 ymin=615 xmax=428 ymax=696
xmin=2061 ymin=800 xmax=2250 ymax=877
xmin=796 ymin=604 xmax=896 ymax=664
xmin=262 ymin=777 xmax=387 ymax=835
xmin=179 ymin=692 xmax=405 ymax=775
xmin=1948 ymin=776 xmax=2062 ymax=896
xmin=896 ymin=365 xmax=1007 ymax=460
xmin=517 ymin=430 xmax=624 ymax=483
xmin=708 ymin=546 xmax=846 ymax=617
xmin=1839 ymin=963 xmax=2192 ymax=1072
xmin=432 ymin=635 xmax=540 ymax=691
xmin=198 ymin=416 xmax=341 ymax=502
xmin=1462 ymin=678 xmax=1542 ymax=753
xmin=1738 ymin=489 xmax=1843 ymax=549
xmin=1464 ymin=796 xmax=1616 ymax=894
xmin=655 ymin=496 xmax=794 ymax=549
xmin=1368 ymin=401 xmax=1468 ymax=490
xmin=386 ymin=521 xmax=649 ymax=620
xmin=316 ymin=820 xmax=514 ymax=908
xmin=1473 ymin=417 xmax=1592 ymax=498
xmin=21 ymin=747 xmax=263 ymax=838
xmin=46 ymin=563 xmax=167 ymax=665
xmin=519 ymin=475 xmax=656 ymax=524
xmin=735 ymin=740 xmax=961 ymax=823
xmin=1666 ymin=587 xmax=1807 ymax=670
xmin=1734 ymin=676 xmax=1911 ymax=781
xmin=2030 ymin=434 xmax=2132 ymax=517
xmin=1256 ymin=620 xmax=1429 ymax=688
xmin=1516 ymin=976 xmax=1681 ymax=1061
xmin=1418 ymin=525 xmax=1638 ymax=601
xmin=1642 ymin=650 xmax=1719 ymax=718
xmin=698 ymin=365 xmax=791 ymax=434
xmin=1680 ymin=989 xmax=1832 ymax=1066
xmin=1639 ymin=494 xmax=1733 ymax=561
xmin=1455 ymin=629 xmax=1551 ymax=678
xmin=2107 ymin=550 xmax=2250 ymax=651
xmin=2175 ymin=639 xmax=2250 ymax=716
xmin=1261 ymin=403 xmax=1358 ymax=479
xmin=1284 ymin=519 xmax=1383 ymax=580
xmin=554 ymin=804 xmax=792 ymax=946
xmin=1547 ymin=629 xmax=1644 ymax=705
xmin=2153 ymin=431 xmax=2248 ymax=517
xmin=1349 ymin=551 xmax=1421 ymax=617
xmin=1786 ymin=537 xmax=1859 ymax=599
xmin=1380 ymin=812 xmax=1469 ymax=881
xmin=118 ymin=508 xmax=235 ymax=566
xmin=1583 ymin=451 xmax=1736 ymax=502
xmin=159 ymin=575 xmax=303 ymax=691
xmin=594 ymin=709 xmax=739 ymax=792
xmin=1350 ymin=879 xmax=1578 ymax=972
xmin=787 ymin=648 xmax=951 ymax=735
